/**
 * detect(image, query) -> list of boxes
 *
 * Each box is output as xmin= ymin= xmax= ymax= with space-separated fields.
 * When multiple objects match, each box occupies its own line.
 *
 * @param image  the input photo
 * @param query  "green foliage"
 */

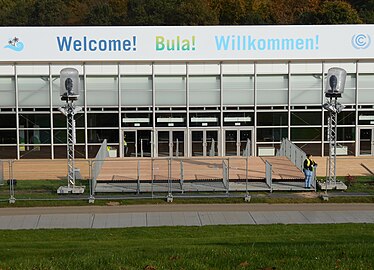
xmin=0 ymin=0 xmax=370 ymax=26
xmin=29 ymin=0 xmax=68 ymax=26
xmin=0 ymin=224 xmax=373 ymax=269
xmin=299 ymin=0 xmax=363 ymax=24
xmin=83 ymin=2 xmax=114 ymax=25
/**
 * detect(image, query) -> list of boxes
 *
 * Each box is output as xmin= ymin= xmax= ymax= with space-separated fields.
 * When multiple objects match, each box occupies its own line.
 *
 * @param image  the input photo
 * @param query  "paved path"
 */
xmin=0 ymin=203 xmax=373 ymax=230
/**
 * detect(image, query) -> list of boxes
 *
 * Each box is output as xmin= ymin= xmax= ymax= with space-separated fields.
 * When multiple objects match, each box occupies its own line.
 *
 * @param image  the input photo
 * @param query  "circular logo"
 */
xmin=351 ymin=34 xmax=371 ymax=49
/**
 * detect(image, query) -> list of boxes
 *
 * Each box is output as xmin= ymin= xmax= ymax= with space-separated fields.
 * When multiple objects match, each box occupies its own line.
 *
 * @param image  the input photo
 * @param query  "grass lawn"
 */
xmin=0 ymin=176 xmax=373 ymax=207
xmin=0 ymin=224 xmax=373 ymax=270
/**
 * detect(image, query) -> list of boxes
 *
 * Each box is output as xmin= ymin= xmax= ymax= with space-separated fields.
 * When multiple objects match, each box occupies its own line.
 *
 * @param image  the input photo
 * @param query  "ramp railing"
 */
xmin=278 ymin=138 xmax=306 ymax=171
xmin=0 ymin=160 xmax=3 ymax=185
xmin=90 ymin=139 xmax=108 ymax=196
xmin=265 ymin=160 xmax=273 ymax=192
xmin=222 ymin=159 xmax=229 ymax=193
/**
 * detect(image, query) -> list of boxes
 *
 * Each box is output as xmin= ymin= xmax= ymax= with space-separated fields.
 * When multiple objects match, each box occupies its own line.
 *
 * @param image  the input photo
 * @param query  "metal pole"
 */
xmin=9 ymin=160 xmax=15 ymax=203
xmin=137 ymin=160 xmax=140 ymax=194
xmin=66 ymin=101 xmax=76 ymax=189
xmin=140 ymin=139 xmax=144 ymax=157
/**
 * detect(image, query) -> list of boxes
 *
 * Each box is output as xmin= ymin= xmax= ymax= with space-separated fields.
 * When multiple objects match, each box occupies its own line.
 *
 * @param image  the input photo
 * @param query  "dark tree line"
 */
xmin=0 ymin=0 xmax=372 ymax=26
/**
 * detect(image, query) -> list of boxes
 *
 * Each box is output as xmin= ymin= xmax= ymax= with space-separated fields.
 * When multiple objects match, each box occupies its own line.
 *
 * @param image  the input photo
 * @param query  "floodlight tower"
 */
xmin=57 ymin=68 xmax=84 ymax=194
xmin=322 ymin=67 xmax=346 ymax=188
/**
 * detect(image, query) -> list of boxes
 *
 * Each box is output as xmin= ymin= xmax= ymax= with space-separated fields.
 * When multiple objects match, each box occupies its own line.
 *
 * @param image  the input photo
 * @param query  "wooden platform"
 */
xmin=97 ymin=156 xmax=304 ymax=182
xmin=1 ymin=156 xmax=374 ymax=181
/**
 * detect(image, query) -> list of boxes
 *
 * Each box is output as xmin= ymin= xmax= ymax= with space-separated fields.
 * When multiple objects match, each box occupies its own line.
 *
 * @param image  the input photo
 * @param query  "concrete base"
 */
xmin=244 ymin=195 xmax=251 ymax=202
xmin=317 ymin=181 xmax=347 ymax=191
xmin=166 ymin=194 xmax=173 ymax=203
xmin=88 ymin=196 xmax=95 ymax=204
xmin=320 ymin=193 xmax=329 ymax=201
xmin=9 ymin=196 xmax=16 ymax=204
xmin=57 ymin=186 xmax=85 ymax=194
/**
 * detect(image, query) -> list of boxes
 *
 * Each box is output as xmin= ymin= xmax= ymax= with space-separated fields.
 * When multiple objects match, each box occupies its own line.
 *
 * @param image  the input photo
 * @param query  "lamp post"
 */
xmin=322 ymin=67 xmax=346 ymax=196
xmin=57 ymin=68 xmax=84 ymax=194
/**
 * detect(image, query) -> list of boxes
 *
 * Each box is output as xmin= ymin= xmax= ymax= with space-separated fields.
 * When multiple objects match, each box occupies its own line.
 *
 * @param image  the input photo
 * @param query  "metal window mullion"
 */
xmin=321 ymin=61 xmax=325 ymax=157
xmin=355 ymin=61 xmax=359 ymax=156
xmin=220 ymin=62 xmax=223 ymax=157
xmin=288 ymin=62 xmax=291 ymax=144
xmin=83 ymin=63 xmax=88 ymax=159
xmin=152 ymin=62 xmax=156 ymax=157
xmin=15 ymin=64 xmax=20 ymax=160
xmin=253 ymin=62 xmax=257 ymax=156
xmin=49 ymin=64 xmax=54 ymax=159
xmin=118 ymin=63 xmax=122 ymax=157
xmin=186 ymin=62 xmax=190 ymax=156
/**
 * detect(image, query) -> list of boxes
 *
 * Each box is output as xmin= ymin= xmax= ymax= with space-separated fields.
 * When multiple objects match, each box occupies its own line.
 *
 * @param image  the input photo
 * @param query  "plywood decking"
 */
xmin=1 ymin=156 xmax=374 ymax=181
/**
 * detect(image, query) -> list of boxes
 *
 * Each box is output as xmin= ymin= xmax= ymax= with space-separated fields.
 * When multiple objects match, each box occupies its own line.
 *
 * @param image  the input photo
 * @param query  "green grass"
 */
xmin=0 ymin=176 xmax=373 ymax=207
xmin=0 ymin=224 xmax=373 ymax=270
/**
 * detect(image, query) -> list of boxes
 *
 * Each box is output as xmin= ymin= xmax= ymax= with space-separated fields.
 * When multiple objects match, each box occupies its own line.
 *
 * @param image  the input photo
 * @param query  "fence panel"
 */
xmin=0 ymin=160 xmax=3 ymax=185
xmin=279 ymin=138 xmax=306 ymax=171
xmin=265 ymin=160 xmax=272 ymax=191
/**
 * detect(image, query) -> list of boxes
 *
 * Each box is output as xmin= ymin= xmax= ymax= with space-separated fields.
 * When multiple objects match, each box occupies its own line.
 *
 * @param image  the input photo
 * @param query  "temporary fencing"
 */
xmin=278 ymin=138 xmax=306 ymax=172
xmin=0 ymin=154 xmax=307 ymax=204
xmin=90 ymin=139 xmax=108 ymax=197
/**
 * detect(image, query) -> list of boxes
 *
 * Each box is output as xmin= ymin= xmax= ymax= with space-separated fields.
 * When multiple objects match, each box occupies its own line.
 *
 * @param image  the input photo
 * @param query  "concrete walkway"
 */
xmin=0 ymin=203 xmax=373 ymax=230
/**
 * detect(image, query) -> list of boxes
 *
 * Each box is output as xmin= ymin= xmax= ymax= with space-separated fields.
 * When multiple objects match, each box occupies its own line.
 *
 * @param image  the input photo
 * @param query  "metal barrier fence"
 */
xmin=265 ymin=160 xmax=272 ymax=192
xmin=278 ymin=138 xmax=306 ymax=171
xmin=277 ymin=138 xmax=318 ymax=190
xmin=93 ymin=157 xmax=278 ymax=197
xmin=90 ymin=139 xmax=108 ymax=197
xmin=0 ymin=160 xmax=3 ymax=185
xmin=0 ymin=154 xmax=310 ymax=204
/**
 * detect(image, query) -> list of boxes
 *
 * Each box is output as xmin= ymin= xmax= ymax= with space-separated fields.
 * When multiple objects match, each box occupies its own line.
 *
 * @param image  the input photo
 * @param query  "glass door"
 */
xmin=191 ymin=130 xmax=218 ymax=156
xmin=157 ymin=130 xmax=170 ymax=157
xmin=224 ymin=129 xmax=253 ymax=156
xmin=225 ymin=130 xmax=238 ymax=156
xmin=157 ymin=130 xmax=185 ymax=157
xmin=123 ymin=130 xmax=152 ymax=157
xmin=137 ymin=130 xmax=152 ymax=157
xmin=359 ymin=128 xmax=374 ymax=155
xmin=123 ymin=131 xmax=135 ymax=157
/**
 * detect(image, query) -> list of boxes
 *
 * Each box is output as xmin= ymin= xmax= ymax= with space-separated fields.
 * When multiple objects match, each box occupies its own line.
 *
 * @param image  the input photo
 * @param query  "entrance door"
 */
xmin=123 ymin=130 xmax=152 ymax=157
xmin=359 ymin=128 xmax=374 ymax=155
xmin=224 ymin=129 xmax=253 ymax=156
xmin=157 ymin=130 xmax=185 ymax=157
xmin=191 ymin=130 xmax=219 ymax=156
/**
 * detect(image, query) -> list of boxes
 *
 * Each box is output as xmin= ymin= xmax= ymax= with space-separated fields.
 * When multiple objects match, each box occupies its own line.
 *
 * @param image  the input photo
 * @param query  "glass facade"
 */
xmin=0 ymin=61 xmax=374 ymax=159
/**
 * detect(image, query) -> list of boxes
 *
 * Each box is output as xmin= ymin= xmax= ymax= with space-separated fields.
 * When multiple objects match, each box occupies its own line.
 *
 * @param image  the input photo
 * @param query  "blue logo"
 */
xmin=4 ymin=37 xmax=24 ymax=52
xmin=351 ymin=34 xmax=371 ymax=49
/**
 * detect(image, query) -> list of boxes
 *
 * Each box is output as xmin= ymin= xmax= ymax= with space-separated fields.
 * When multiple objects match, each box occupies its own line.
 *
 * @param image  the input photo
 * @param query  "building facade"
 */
xmin=1 ymin=25 xmax=374 ymax=159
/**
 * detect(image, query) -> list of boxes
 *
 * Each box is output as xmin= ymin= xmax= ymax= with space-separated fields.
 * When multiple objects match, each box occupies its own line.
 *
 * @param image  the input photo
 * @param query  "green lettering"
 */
xmin=156 ymin=36 xmax=165 ymax=50
xmin=181 ymin=39 xmax=190 ymax=50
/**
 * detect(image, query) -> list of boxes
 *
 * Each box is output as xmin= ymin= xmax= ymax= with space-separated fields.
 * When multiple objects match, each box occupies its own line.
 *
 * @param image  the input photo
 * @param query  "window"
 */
xmin=257 ymin=75 xmax=288 ymax=105
xmin=189 ymin=76 xmax=220 ymax=106
xmin=86 ymin=76 xmax=118 ymax=106
xmin=121 ymin=76 xmax=152 ymax=106
xmin=290 ymin=74 xmax=322 ymax=105
xmin=18 ymin=77 xmax=49 ymax=107
xmin=223 ymin=75 xmax=254 ymax=105
xmin=155 ymin=76 xmax=186 ymax=106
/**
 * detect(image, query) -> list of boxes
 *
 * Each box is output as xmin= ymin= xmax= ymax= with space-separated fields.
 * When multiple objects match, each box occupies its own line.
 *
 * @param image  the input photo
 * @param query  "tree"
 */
xmin=299 ymin=0 xmax=363 ymax=24
xmin=127 ymin=0 xmax=179 ymax=25
xmin=347 ymin=0 xmax=374 ymax=23
xmin=29 ymin=0 xmax=68 ymax=26
xmin=211 ymin=0 xmax=247 ymax=25
xmin=173 ymin=0 xmax=218 ymax=25
xmin=84 ymin=2 xmax=114 ymax=25
xmin=0 ymin=0 xmax=34 ymax=26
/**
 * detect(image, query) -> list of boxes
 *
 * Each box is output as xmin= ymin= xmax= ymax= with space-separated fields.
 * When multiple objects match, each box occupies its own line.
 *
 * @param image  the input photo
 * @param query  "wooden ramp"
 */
xmin=96 ymin=156 xmax=304 ymax=182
